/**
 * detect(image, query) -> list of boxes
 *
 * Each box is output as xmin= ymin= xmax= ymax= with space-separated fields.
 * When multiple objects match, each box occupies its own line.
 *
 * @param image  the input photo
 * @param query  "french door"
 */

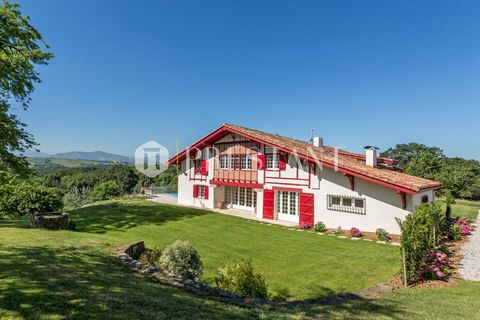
xmin=276 ymin=191 xmax=299 ymax=223
xmin=225 ymin=186 xmax=257 ymax=211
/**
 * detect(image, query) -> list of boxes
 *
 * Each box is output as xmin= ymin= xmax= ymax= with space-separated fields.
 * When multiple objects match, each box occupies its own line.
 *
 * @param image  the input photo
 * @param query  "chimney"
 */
xmin=312 ymin=136 xmax=323 ymax=147
xmin=364 ymin=146 xmax=379 ymax=167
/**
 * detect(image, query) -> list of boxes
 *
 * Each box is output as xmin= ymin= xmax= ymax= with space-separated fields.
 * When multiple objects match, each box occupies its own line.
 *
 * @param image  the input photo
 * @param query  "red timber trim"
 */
xmin=272 ymin=186 xmax=303 ymax=193
xmin=398 ymin=191 xmax=407 ymax=210
xmin=265 ymin=181 xmax=308 ymax=187
xmin=263 ymin=189 xmax=275 ymax=220
xmin=210 ymin=180 xmax=263 ymax=189
xmin=299 ymin=193 xmax=314 ymax=226
xmin=344 ymin=173 xmax=355 ymax=191
xmin=168 ymin=124 xmax=421 ymax=195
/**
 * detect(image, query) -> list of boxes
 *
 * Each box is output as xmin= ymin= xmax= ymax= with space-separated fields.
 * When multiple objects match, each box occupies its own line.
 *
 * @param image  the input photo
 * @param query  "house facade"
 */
xmin=168 ymin=124 xmax=442 ymax=234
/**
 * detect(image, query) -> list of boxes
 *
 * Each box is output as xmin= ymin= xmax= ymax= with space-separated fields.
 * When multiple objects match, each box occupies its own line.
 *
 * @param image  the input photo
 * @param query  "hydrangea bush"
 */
xmin=300 ymin=222 xmax=313 ymax=230
xmin=418 ymin=249 xmax=451 ymax=280
xmin=349 ymin=227 xmax=363 ymax=238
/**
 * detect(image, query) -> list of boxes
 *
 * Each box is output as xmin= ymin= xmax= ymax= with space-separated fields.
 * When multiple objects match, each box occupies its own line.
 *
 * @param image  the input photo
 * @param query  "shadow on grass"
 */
xmin=0 ymin=243 xmax=409 ymax=319
xmin=0 ymin=245 xmax=258 ymax=319
xmin=69 ymin=201 xmax=212 ymax=234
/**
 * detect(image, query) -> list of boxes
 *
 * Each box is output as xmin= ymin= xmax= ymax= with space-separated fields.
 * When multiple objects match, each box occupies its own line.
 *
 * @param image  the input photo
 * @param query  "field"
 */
xmin=28 ymin=157 xmax=116 ymax=169
xmin=1 ymin=199 xmax=479 ymax=319
xmin=451 ymin=199 xmax=480 ymax=220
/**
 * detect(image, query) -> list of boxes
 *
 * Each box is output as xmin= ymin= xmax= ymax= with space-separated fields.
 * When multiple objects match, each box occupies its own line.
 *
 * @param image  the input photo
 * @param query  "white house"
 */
xmin=167 ymin=124 xmax=442 ymax=234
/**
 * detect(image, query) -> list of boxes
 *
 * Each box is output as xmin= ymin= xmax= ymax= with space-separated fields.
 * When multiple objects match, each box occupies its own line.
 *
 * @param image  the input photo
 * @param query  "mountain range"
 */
xmin=25 ymin=150 xmax=132 ymax=163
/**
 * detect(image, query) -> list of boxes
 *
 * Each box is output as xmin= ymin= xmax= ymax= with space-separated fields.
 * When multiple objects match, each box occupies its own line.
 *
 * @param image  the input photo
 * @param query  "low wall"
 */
xmin=30 ymin=213 xmax=69 ymax=230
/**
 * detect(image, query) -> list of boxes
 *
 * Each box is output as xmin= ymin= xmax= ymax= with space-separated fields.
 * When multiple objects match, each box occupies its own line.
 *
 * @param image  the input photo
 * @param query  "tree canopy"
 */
xmin=0 ymin=0 xmax=53 ymax=175
xmin=381 ymin=143 xmax=444 ymax=168
xmin=382 ymin=142 xmax=480 ymax=200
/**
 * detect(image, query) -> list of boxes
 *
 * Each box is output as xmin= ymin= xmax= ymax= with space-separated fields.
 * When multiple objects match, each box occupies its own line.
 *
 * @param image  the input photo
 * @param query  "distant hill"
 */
xmin=28 ymin=157 xmax=118 ymax=169
xmin=25 ymin=150 xmax=132 ymax=163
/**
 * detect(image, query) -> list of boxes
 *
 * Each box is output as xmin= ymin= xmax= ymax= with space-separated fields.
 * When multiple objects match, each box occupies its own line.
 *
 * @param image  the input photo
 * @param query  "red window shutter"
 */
xmin=263 ymin=190 xmax=274 ymax=220
xmin=279 ymin=153 xmax=287 ymax=171
xmin=201 ymin=160 xmax=208 ymax=175
xmin=257 ymin=155 xmax=266 ymax=170
xmin=193 ymin=185 xmax=198 ymax=198
xmin=299 ymin=193 xmax=314 ymax=226
xmin=204 ymin=186 xmax=209 ymax=199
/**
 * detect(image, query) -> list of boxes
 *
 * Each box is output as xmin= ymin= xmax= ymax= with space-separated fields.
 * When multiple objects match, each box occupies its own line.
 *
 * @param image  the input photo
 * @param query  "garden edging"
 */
xmin=116 ymin=241 xmax=399 ymax=307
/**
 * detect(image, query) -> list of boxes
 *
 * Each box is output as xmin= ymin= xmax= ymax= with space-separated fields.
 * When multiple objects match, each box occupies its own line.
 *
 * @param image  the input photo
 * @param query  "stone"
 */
xmin=30 ymin=212 xmax=69 ymax=230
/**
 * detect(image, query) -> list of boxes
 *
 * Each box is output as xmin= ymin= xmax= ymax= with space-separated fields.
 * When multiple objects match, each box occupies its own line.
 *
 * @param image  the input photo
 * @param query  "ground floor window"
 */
xmin=225 ymin=186 xmax=256 ymax=208
xmin=276 ymin=191 xmax=299 ymax=216
xmin=327 ymin=194 xmax=366 ymax=214
xmin=197 ymin=185 xmax=207 ymax=199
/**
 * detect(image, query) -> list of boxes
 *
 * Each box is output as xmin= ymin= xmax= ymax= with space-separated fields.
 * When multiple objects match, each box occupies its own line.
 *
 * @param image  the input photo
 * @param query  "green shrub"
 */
xmin=331 ymin=226 xmax=342 ymax=235
xmin=0 ymin=182 xmax=63 ymax=216
xmin=314 ymin=221 xmax=327 ymax=232
xmin=376 ymin=228 xmax=390 ymax=242
xmin=215 ymin=259 xmax=268 ymax=299
xmin=88 ymin=181 xmax=122 ymax=203
xmin=159 ymin=240 xmax=203 ymax=279
xmin=63 ymin=186 xmax=90 ymax=210
xmin=68 ymin=220 xmax=77 ymax=230
xmin=139 ymin=247 xmax=162 ymax=267
xmin=397 ymin=201 xmax=446 ymax=284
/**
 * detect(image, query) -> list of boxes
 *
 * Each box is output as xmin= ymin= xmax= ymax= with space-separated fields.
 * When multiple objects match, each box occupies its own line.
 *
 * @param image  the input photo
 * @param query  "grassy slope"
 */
xmin=1 ymin=200 xmax=479 ymax=319
xmin=4 ymin=200 xmax=399 ymax=299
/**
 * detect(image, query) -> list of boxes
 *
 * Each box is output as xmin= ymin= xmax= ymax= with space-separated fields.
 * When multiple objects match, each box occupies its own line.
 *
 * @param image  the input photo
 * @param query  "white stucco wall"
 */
xmin=315 ymin=166 xmax=411 ymax=234
xmin=175 ymin=138 xmax=432 ymax=234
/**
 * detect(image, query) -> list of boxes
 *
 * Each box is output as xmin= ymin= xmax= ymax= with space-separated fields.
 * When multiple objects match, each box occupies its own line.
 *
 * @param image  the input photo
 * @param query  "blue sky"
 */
xmin=16 ymin=0 xmax=480 ymax=159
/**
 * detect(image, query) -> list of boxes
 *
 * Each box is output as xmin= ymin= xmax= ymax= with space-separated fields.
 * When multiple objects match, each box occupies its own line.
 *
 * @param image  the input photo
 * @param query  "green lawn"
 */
xmin=0 ymin=200 xmax=399 ymax=300
xmin=451 ymin=199 xmax=480 ymax=220
xmin=438 ymin=198 xmax=480 ymax=220
xmin=1 ymin=199 xmax=479 ymax=319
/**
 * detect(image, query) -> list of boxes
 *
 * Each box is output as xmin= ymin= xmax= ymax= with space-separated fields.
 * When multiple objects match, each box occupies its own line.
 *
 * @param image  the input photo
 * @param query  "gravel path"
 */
xmin=459 ymin=211 xmax=480 ymax=281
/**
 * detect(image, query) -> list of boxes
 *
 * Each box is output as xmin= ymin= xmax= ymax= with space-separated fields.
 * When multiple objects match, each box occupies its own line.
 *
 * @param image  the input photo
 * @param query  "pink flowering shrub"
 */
xmin=418 ymin=249 xmax=451 ymax=280
xmin=447 ymin=217 xmax=473 ymax=240
xmin=349 ymin=227 xmax=363 ymax=238
xmin=460 ymin=224 xmax=472 ymax=236
xmin=301 ymin=222 xmax=313 ymax=230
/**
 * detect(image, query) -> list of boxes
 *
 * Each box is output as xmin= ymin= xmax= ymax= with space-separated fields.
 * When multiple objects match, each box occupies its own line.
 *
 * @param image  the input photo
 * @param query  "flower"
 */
xmin=349 ymin=227 xmax=363 ymax=238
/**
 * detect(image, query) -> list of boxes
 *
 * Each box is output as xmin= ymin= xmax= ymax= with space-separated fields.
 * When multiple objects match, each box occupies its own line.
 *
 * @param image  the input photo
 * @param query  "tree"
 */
xmin=0 ymin=0 xmax=53 ymax=175
xmin=88 ymin=181 xmax=122 ymax=203
xmin=405 ymin=151 xmax=444 ymax=180
xmin=0 ymin=181 xmax=63 ymax=216
xmin=437 ymin=158 xmax=480 ymax=199
xmin=107 ymin=164 xmax=139 ymax=194
xmin=380 ymin=143 xmax=444 ymax=168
